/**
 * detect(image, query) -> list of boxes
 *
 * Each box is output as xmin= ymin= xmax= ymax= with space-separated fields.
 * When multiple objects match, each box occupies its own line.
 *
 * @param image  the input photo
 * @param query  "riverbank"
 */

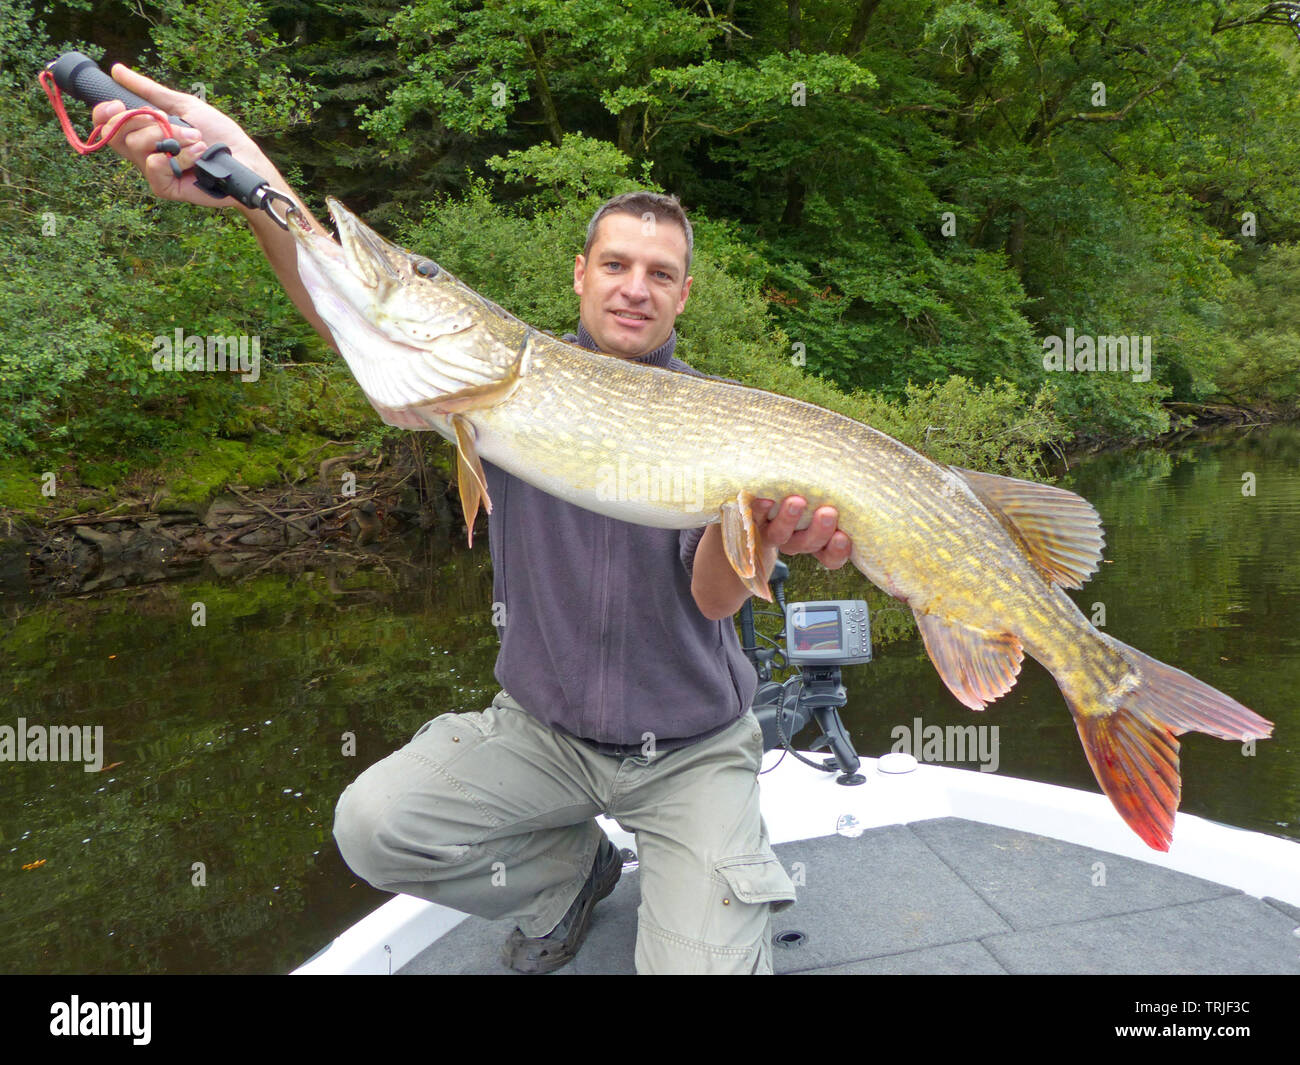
xmin=1058 ymin=398 xmax=1298 ymax=465
xmin=4 ymin=398 xmax=1294 ymax=601
xmin=0 ymin=434 xmax=463 ymax=600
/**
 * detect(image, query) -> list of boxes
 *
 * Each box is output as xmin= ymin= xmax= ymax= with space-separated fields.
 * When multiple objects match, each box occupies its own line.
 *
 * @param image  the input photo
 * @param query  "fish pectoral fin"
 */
xmin=947 ymin=465 xmax=1105 ymax=590
xmin=913 ymin=610 xmax=1024 ymax=711
xmin=719 ymin=490 xmax=772 ymax=602
xmin=451 ymin=414 xmax=492 ymax=547
xmin=409 ymin=374 xmax=521 ymax=416
xmin=404 ymin=328 xmax=533 ymax=416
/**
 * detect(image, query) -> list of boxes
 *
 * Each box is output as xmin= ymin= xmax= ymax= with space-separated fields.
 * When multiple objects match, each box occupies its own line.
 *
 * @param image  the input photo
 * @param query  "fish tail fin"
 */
xmin=1063 ymin=636 xmax=1273 ymax=852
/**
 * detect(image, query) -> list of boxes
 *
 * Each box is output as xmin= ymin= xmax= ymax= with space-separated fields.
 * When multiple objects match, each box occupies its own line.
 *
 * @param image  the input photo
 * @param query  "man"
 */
xmin=95 ymin=66 xmax=853 ymax=973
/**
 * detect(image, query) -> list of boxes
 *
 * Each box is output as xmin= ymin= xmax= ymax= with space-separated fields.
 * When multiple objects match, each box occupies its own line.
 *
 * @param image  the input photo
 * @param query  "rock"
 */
xmin=203 ymin=497 xmax=258 ymax=528
xmin=236 ymin=526 xmax=283 ymax=547
xmin=0 ymin=542 xmax=30 ymax=595
xmin=207 ymin=554 xmax=244 ymax=578
xmin=73 ymin=524 xmax=124 ymax=561
xmin=80 ymin=574 xmax=126 ymax=593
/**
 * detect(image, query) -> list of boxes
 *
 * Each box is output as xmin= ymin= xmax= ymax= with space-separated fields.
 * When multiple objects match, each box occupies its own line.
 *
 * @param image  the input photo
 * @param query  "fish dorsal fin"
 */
xmin=913 ymin=610 xmax=1025 ymax=711
xmin=948 ymin=466 xmax=1105 ymax=590
xmin=718 ymin=490 xmax=773 ymax=602
xmin=451 ymin=414 xmax=492 ymax=547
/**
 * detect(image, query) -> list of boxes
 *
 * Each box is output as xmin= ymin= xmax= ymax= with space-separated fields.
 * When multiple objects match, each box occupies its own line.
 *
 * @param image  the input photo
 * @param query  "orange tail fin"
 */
xmin=1065 ymin=637 xmax=1273 ymax=852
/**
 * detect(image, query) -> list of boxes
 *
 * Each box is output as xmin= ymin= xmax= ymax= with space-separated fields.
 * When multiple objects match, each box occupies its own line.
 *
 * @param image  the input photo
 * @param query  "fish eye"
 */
xmin=414 ymin=259 xmax=440 ymax=278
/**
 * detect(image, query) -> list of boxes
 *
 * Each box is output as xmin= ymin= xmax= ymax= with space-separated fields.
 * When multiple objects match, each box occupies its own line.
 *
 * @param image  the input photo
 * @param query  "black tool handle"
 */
xmin=47 ymin=51 xmax=193 ymax=128
xmin=194 ymin=144 xmax=270 ymax=206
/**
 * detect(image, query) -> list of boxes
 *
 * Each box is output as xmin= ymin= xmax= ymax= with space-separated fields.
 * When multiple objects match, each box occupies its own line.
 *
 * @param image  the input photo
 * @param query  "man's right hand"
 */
xmin=91 ymin=64 xmax=264 ymax=213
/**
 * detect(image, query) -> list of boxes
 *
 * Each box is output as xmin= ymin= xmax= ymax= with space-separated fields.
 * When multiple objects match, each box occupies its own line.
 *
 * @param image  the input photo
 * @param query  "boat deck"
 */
xmin=296 ymin=752 xmax=1300 ymax=976
xmin=395 ymin=816 xmax=1300 ymax=975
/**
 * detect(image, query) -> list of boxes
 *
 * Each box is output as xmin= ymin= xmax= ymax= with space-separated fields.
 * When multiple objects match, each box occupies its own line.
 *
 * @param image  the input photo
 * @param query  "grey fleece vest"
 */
xmin=482 ymin=323 xmax=757 ymax=752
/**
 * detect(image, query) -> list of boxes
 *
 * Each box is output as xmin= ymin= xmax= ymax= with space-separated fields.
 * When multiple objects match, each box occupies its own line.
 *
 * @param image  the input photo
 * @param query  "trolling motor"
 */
xmin=741 ymin=561 xmax=869 ymax=786
xmin=41 ymin=51 xmax=300 ymax=230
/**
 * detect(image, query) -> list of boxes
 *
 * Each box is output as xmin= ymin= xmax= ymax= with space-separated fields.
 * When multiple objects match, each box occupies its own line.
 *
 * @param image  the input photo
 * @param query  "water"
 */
xmin=2 ymin=423 xmax=1297 ymax=973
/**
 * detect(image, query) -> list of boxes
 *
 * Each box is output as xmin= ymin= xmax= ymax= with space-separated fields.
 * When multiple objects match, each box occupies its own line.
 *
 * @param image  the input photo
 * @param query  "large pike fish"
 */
xmin=291 ymin=197 xmax=1272 ymax=851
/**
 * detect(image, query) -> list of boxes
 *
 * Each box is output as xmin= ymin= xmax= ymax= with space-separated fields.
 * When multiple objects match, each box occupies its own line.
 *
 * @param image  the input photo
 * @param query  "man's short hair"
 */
xmin=583 ymin=191 xmax=694 ymax=273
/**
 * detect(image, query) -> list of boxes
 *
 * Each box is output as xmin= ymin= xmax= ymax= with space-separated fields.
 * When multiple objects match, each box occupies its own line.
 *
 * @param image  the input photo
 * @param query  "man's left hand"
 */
xmin=754 ymin=496 xmax=852 ymax=570
xmin=690 ymin=495 xmax=853 ymax=620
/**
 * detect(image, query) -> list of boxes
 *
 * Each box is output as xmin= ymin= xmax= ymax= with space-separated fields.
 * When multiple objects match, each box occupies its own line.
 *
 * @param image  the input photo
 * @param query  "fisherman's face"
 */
xmin=574 ymin=212 xmax=692 ymax=360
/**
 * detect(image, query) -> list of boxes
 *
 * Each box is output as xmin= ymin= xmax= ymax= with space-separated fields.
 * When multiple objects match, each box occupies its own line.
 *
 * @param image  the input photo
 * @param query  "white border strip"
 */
xmin=294 ymin=895 xmax=468 ymax=975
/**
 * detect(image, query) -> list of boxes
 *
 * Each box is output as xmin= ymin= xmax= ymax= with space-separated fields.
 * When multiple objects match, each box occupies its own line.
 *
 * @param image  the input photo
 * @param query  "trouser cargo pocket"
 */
xmin=636 ymin=850 xmax=797 ymax=974
xmin=713 ymin=852 xmax=797 ymax=912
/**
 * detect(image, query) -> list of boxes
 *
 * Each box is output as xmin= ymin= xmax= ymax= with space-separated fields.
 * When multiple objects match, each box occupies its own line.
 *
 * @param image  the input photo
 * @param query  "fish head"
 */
xmin=291 ymin=198 xmax=526 ymax=427
xmin=292 ymin=196 xmax=476 ymax=348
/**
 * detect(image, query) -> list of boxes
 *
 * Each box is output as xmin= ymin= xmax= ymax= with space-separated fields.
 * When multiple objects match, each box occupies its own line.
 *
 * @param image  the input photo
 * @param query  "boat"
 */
xmin=293 ymin=743 xmax=1300 ymax=975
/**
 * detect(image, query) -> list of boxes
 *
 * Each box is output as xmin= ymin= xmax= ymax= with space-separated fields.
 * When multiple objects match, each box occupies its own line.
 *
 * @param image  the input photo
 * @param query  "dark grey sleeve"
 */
xmin=679 ymin=526 xmax=708 ymax=576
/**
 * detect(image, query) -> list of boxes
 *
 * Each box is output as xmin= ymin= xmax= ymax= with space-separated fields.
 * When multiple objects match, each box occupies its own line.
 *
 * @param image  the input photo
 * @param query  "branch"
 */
xmin=881 ymin=96 xmax=1012 ymax=117
xmin=1211 ymin=3 xmax=1300 ymax=37
xmin=1046 ymin=53 xmax=1186 ymax=133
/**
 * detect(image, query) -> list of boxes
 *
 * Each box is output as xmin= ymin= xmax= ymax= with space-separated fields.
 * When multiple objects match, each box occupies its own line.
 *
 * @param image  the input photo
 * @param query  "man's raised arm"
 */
xmin=91 ymin=63 xmax=336 ymax=350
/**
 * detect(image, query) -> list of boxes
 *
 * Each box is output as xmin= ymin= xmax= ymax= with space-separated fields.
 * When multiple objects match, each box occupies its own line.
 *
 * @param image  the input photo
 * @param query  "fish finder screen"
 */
xmin=791 ymin=607 xmax=841 ymax=651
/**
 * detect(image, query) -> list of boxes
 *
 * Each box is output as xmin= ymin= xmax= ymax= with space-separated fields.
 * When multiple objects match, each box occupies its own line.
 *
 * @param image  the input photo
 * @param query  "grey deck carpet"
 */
xmin=397 ymin=817 xmax=1300 ymax=975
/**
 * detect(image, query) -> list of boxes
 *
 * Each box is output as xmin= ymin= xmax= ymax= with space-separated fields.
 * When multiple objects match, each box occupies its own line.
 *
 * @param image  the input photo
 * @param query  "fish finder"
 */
xmin=784 ymin=600 xmax=872 ymax=666
xmin=740 ymin=568 xmax=869 ymax=785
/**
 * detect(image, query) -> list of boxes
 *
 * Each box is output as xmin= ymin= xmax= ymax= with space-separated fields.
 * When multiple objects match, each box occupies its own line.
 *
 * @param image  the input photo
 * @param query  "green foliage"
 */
xmin=362 ymin=0 xmax=723 ymax=153
xmin=487 ymin=133 xmax=653 ymax=204
xmin=851 ymin=376 xmax=1066 ymax=480
xmin=1206 ymin=243 xmax=1300 ymax=406
xmin=0 ymin=0 xmax=379 ymax=502
xmin=5 ymin=0 xmax=1300 ymax=489
xmin=145 ymin=0 xmax=316 ymax=136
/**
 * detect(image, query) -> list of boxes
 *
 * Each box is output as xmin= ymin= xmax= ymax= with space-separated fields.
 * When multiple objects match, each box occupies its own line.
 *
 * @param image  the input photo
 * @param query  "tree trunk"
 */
xmin=1005 ymin=206 xmax=1027 ymax=276
xmin=781 ymin=168 xmax=805 ymax=228
xmin=844 ymin=0 xmax=882 ymax=56
xmin=521 ymin=34 xmax=564 ymax=147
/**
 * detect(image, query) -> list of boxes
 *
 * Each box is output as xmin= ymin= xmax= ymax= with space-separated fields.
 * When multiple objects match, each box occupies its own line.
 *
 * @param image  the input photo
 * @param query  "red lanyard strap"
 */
xmin=39 ymin=67 xmax=178 ymax=156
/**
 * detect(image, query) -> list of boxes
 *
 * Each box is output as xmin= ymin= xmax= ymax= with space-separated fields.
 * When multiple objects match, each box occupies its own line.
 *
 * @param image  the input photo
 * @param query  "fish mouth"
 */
xmin=291 ymin=196 xmax=417 ymax=291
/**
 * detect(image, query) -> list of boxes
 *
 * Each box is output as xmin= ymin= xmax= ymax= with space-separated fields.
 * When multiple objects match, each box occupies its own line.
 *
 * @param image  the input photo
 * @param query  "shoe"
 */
xmin=502 ymin=836 xmax=623 ymax=973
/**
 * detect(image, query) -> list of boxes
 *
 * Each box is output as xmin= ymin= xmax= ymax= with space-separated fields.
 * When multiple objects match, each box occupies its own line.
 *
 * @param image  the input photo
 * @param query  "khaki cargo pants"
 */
xmin=333 ymin=690 xmax=796 ymax=974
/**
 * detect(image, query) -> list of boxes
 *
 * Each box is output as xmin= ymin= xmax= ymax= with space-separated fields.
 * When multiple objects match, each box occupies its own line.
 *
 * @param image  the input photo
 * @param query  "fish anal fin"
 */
xmin=719 ymin=490 xmax=772 ymax=602
xmin=948 ymin=466 xmax=1105 ymax=590
xmin=913 ymin=610 xmax=1024 ymax=711
xmin=451 ymin=414 xmax=492 ymax=547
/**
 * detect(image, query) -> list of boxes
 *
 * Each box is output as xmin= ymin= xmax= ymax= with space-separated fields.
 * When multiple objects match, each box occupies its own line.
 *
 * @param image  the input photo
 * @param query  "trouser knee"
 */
xmin=332 ymin=771 xmax=392 ymax=887
xmin=330 ymin=763 xmax=466 ymax=891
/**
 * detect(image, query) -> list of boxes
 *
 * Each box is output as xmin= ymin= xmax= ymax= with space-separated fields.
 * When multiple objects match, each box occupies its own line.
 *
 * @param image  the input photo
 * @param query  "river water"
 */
xmin=2 ymin=423 xmax=1296 ymax=974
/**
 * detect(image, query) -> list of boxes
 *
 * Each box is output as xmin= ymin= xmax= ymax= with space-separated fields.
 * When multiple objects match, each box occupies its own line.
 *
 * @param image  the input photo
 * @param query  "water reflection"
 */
xmin=1 ymin=537 xmax=498 ymax=974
